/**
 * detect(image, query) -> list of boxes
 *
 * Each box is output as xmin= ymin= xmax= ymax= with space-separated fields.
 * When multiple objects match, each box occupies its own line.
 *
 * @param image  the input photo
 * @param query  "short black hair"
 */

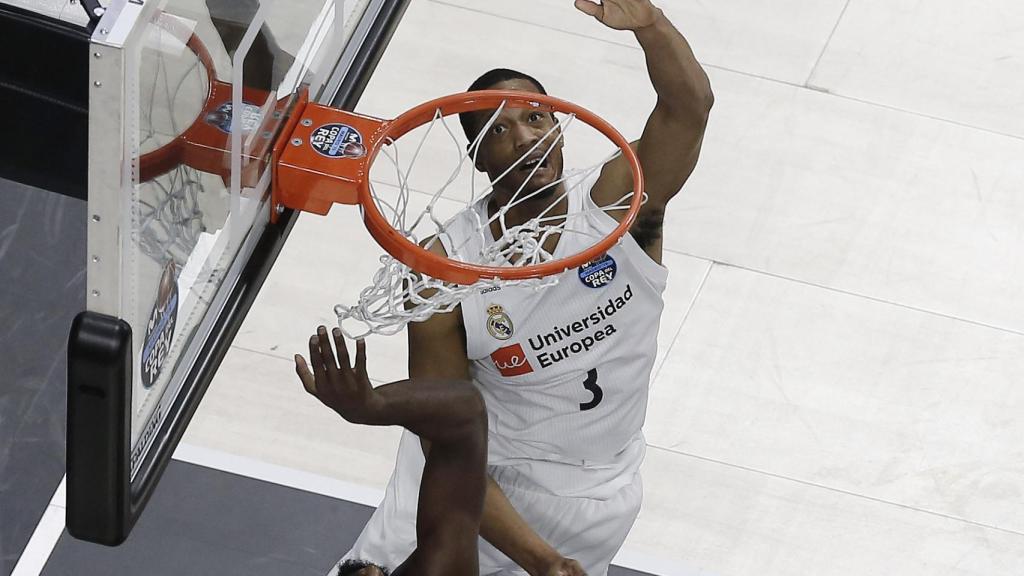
xmin=459 ymin=68 xmax=547 ymax=142
xmin=335 ymin=559 xmax=390 ymax=576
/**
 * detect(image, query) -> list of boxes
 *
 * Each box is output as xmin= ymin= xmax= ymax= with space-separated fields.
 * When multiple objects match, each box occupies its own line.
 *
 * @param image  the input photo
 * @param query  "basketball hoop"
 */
xmin=121 ymin=18 xmax=645 ymax=336
xmin=273 ymin=90 xmax=645 ymax=336
xmin=274 ymin=90 xmax=643 ymax=283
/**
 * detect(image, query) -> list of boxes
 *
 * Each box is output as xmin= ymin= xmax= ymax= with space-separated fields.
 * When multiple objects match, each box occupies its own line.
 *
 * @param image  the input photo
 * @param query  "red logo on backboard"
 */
xmin=491 ymin=344 xmax=534 ymax=377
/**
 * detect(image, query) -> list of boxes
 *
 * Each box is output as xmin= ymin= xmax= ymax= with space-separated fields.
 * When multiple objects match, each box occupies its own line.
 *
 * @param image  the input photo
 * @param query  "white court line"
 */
xmin=174 ymin=442 xmax=713 ymax=576
xmin=172 ymin=442 xmax=386 ymax=508
xmin=10 ymin=477 xmax=66 ymax=576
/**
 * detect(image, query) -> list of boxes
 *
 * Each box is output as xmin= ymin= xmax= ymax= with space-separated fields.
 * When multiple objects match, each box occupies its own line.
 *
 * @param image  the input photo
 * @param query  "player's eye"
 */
xmin=528 ymin=112 xmax=544 ymax=122
xmin=492 ymin=124 xmax=507 ymax=135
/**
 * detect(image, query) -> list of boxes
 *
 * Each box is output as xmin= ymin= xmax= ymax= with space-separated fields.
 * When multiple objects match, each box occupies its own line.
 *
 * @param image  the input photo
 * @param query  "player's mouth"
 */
xmin=518 ymin=154 xmax=552 ymax=174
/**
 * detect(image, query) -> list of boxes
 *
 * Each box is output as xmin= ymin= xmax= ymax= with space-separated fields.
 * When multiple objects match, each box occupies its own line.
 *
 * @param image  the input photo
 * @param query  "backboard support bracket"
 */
xmin=271 ymin=96 xmax=373 ymax=221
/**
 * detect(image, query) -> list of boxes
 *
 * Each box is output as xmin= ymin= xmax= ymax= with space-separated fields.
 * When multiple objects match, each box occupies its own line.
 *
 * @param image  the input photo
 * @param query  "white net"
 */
xmin=335 ymin=98 xmax=643 ymax=338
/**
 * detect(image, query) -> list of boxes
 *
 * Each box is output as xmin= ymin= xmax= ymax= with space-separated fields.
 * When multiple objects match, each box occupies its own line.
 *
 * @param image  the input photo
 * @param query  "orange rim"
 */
xmin=358 ymin=90 xmax=644 ymax=285
xmin=137 ymin=23 xmax=217 ymax=182
xmin=136 ymin=18 xmax=288 ymax=186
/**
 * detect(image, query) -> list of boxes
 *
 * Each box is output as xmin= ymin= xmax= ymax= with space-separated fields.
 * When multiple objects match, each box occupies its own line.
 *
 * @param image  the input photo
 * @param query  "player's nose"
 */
xmin=512 ymin=122 xmax=540 ymax=153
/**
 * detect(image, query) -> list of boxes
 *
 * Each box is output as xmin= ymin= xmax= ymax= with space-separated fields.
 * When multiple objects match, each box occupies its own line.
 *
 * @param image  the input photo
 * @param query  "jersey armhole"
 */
xmin=580 ymin=173 xmax=670 ymax=290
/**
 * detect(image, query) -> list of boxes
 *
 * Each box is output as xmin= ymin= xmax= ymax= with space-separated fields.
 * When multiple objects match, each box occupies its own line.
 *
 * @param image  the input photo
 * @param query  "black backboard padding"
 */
xmin=66 ymin=312 xmax=133 ymax=546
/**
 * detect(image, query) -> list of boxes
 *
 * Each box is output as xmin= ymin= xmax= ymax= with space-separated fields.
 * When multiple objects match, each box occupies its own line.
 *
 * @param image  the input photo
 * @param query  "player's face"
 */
xmin=472 ymin=79 xmax=565 ymax=204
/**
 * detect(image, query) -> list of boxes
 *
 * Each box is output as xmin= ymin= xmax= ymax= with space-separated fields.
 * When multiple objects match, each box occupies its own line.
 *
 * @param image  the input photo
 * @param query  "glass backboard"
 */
xmin=67 ymin=0 xmax=410 ymax=545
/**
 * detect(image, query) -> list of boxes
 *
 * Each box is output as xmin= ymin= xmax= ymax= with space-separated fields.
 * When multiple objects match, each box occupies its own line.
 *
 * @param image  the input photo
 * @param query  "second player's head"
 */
xmin=459 ymin=68 xmax=565 ymax=205
xmin=335 ymin=559 xmax=390 ymax=576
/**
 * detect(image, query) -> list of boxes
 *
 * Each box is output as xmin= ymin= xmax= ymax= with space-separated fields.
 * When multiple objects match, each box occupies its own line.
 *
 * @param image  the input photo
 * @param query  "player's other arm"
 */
xmin=411 ymin=315 xmax=582 ymax=576
xmin=408 ymin=244 xmax=585 ymax=576
xmin=296 ymin=327 xmax=486 ymax=575
xmin=577 ymin=0 xmax=714 ymax=260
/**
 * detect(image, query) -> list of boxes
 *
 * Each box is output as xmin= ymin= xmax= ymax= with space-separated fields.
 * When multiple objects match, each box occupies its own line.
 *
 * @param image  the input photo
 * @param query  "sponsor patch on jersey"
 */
xmin=527 ymin=283 xmax=633 ymax=368
xmin=578 ymin=254 xmax=617 ymax=288
xmin=486 ymin=304 xmax=514 ymax=340
xmin=310 ymin=123 xmax=366 ymax=159
xmin=141 ymin=260 xmax=179 ymax=389
xmin=491 ymin=343 xmax=534 ymax=377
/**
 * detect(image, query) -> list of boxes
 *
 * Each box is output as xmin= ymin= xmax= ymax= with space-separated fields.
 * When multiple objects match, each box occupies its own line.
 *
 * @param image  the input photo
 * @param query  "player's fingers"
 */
xmin=308 ymin=334 xmax=336 ymax=405
xmin=308 ymin=335 xmax=326 ymax=379
xmin=316 ymin=325 xmax=338 ymax=370
xmin=354 ymin=338 xmax=367 ymax=380
xmin=553 ymin=559 xmax=585 ymax=576
xmin=310 ymin=332 xmax=345 ymax=408
xmin=573 ymin=0 xmax=602 ymax=18
xmin=294 ymin=355 xmax=317 ymax=395
xmin=333 ymin=327 xmax=352 ymax=371
xmin=332 ymin=329 xmax=358 ymax=400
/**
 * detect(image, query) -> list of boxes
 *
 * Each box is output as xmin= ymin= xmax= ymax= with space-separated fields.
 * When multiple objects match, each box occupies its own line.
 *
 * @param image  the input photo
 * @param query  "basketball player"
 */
xmin=296 ymin=326 xmax=489 ymax=576
xmin=340 ymin=1 xmax=713 ymax=574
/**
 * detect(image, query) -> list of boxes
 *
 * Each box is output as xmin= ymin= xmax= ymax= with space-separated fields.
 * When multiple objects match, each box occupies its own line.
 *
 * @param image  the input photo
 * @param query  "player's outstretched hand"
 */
xmin=542 ymin=557 xmax=587 ymax=576
xmin=295 ymin=326 xmax=381 ymax=425
xmin=573 ymin=0 xmax=661 ymax=31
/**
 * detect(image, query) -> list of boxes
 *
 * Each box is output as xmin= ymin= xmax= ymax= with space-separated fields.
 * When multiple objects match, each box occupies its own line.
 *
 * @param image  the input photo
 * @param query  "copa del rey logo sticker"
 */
xmin=486 ymin=304 xmax=514 ymax=340
xmin=490 ymin=343 xmax=534 ymax=377
xmin=310 ymin=123 xmax=367 ymax=159
xmin=141 ymin=260 xmax=179 ymax=389
xmin=578 ymin=254 xmax=617 ymax=289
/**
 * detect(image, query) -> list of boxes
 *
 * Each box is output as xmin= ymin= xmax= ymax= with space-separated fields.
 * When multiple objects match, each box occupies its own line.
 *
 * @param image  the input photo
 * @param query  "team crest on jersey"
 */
xmin=578 ymin=254 xmax=617 ymax=288
xmin=486 ymin=304 xmax=514 ymax=340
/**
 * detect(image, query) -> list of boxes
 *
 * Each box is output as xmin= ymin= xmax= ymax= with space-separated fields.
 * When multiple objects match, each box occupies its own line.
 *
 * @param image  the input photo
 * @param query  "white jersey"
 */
xmin=339 ymin=169 xmax=664 ymax=573
xmin=439 ymin=168 xmax=668 ymax=497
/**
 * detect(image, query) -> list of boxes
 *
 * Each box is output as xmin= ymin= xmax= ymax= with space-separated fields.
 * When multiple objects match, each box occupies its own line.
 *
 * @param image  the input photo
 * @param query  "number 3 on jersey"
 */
xmin=579 ymin=368 xmax=603 ymax=411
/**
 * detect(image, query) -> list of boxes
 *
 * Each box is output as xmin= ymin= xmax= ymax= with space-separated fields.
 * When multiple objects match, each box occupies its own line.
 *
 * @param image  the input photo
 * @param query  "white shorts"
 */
xmin=334 ymin=431 xmax=643 ymax=576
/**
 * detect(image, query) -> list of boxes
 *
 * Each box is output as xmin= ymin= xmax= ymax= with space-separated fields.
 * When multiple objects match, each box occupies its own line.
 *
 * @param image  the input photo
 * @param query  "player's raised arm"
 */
xmin=575 ymin=0 xmax=714 ymax=261
xmin=296 ymin=326 xmax=487 ymax=575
